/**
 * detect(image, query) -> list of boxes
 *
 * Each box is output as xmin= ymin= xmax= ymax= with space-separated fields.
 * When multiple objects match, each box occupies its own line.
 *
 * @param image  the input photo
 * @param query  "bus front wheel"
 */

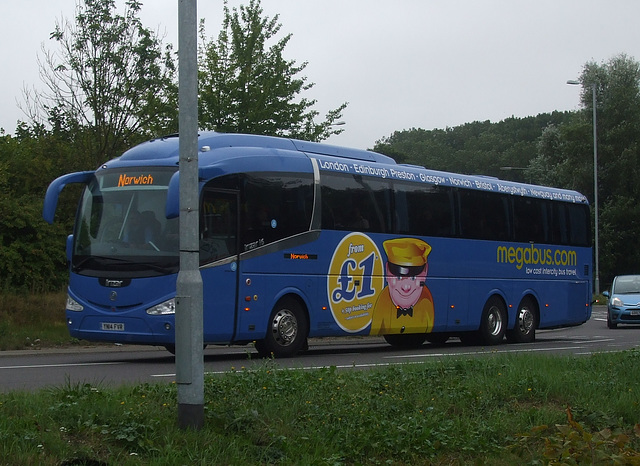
xmin=506 ymin=298 xmax=537 ymax=343
xmin=255 ymin=298 xmax=309 ymax=358
xmin=479 ymin=296 xmax=506 ymax=345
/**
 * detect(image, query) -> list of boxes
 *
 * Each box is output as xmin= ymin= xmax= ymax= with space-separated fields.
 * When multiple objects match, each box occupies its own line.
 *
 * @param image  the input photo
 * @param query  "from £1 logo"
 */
xmin=327 ymin=233 xmax=384 ymax=332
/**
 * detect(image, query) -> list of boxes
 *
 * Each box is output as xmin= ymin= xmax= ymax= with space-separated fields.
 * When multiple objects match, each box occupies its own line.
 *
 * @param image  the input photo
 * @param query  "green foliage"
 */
xmin=513 ymin=406 xmax=640 ymax=464
xmin=540 ymin=54 xmax=640 ymax=287
xmin=29 ymin=0 xmax=177 ymax=165
xmin=373 ymin=112 xmax=572 ymax=180
xmin=198 ymin=0 xmax=347 ymax=142
xmin=0 ymin=194 xmax=68 ymax=291
xmin=1 ymin=351 xmax=640 ymax=464
xmin=0 ymin=292 xmax=69 ymax=350
xmin=0 ymin=129 xmax=78 ymax=292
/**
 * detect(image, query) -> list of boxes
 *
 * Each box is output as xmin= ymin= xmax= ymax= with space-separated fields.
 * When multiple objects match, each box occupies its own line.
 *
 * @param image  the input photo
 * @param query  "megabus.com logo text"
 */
xmin=497 ymin=244 xmax=577 ymax=270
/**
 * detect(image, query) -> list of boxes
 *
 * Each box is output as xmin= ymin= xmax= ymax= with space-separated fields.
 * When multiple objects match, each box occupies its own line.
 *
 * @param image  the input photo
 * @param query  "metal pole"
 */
xmin=592 ymin=83 xmax=600 ymax=296
xmin=567 ymin=79 xmax=599 ymax=296
xmin=176 ymin=0 xmax=204 ymax=430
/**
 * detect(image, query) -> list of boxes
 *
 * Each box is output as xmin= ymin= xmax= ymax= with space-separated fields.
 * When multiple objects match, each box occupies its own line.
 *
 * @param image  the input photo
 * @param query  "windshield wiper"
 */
xmin=73 ymin=255 xmax=131 ymax=270
xmin=135 ymin=262 xmax=177 ymax=274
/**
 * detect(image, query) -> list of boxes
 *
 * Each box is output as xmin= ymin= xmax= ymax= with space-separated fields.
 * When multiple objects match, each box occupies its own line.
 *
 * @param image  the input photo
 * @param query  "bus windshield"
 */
xmin=73 ymin=168 xmax=179 ymax=277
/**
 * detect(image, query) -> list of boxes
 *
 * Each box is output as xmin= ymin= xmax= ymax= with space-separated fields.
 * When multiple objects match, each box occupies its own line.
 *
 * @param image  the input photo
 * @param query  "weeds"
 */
xmin=512 ymin=406 xmax=640 ymax=464
xmin=3 ymin=351 xmax=639 ymax=464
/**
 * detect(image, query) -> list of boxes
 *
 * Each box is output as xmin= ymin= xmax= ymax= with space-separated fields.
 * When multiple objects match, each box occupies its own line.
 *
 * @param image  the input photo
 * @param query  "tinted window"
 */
xmin=549 ymin=203 xmax=591 ymax=247
xmin=241 ymin=172 xmax=313 ymax=249
xmin=513 ymin=197 xmax=550 ymax=243
xmin=458 ymin=190 xmax=510 ymax=240
xmin=394 ymin=181 xmax=455 ymax=236
xmin=204 ymin=172 xmax=313 ymax=252
xmin=567 ymin=204 xmax=591 ymax=247
xmin=200 ymin=189 xmax=238 ymax=263
xmin=321 ymin=173 xmax=392 ymax=233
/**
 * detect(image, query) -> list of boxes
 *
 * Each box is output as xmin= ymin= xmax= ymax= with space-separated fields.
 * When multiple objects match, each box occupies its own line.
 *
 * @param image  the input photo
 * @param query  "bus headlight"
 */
xmin=66 ymin=295 xmax=84 ymax=312
xmin=146 ymin=298 xmax=176 ymax=315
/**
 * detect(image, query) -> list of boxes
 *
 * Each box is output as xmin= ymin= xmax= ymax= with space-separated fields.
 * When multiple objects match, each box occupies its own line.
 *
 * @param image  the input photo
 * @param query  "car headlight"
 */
xmin=66 ymin=295 xmax=84 ymax=312
xmin=611 ymin=297 xmax=624 ymax=307
xmin=146 ymin=298 xmax=176 ymax=315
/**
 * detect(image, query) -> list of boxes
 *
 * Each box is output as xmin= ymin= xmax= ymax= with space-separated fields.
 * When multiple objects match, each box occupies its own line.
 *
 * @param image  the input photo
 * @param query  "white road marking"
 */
xmin=0 ymin=362 xmax=121 ymax=370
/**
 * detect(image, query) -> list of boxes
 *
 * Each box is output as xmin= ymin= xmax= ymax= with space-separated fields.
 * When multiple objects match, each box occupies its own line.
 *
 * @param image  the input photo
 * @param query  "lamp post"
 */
xmin=567 ymin=80 xmax=599 ymax=295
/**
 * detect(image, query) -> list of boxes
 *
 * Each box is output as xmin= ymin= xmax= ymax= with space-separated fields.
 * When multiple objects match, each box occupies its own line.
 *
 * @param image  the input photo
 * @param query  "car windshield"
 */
xmin=73 ymin=168 xmax=179 ymax=277
xmin=613 ymin=276 xmax=640 ymax=294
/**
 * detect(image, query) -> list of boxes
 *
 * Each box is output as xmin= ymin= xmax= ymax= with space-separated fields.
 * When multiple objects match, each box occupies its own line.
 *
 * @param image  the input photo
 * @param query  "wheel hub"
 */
xmin=517 ymin=307 xmax=534 ymax=334
xmin=272 ymin=309 xmax=297 ymax=346
xmin=488 ymin=306 xmax=504 ymax=336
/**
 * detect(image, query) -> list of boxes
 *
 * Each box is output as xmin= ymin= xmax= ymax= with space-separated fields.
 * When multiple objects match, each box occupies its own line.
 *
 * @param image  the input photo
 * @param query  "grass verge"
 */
xmin=0 ymin=291 xmax=77 ymax=350
xmin=1 ymin=351 xmax=640 ymax=465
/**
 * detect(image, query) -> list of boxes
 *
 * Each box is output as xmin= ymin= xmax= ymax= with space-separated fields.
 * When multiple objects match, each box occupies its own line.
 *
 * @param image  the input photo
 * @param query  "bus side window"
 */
xmin=200 ymin=189 xmax=237 ymax=263
xmin=394 ymin=182 xmax=455 ymax=237
xmin=513 ymin=197 xmax=549 ymax=244
xmin=240 ymin=172 xmax=313 ymax=249
xmin=567 ymin=204 xmax=590 ymax=247
xmin=320 ymin=172 xmax=391 ymax=234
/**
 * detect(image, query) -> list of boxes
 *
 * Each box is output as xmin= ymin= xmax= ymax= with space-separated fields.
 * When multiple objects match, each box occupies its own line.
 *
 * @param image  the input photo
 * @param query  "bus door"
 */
xmin=200 ymin=189 xmax=240 ymax=342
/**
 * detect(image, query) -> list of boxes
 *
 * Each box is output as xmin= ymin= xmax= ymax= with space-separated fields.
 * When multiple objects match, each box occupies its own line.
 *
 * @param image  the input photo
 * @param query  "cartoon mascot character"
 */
xmin=370 ymin=238 xmax=434 ymax=335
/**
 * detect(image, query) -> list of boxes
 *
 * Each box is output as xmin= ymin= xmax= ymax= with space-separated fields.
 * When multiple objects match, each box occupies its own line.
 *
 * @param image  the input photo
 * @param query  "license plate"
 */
xmin=630 ymin=311 xmax=640 ymax=316
xmin=101 ymin=322 xmax=125 ymax=331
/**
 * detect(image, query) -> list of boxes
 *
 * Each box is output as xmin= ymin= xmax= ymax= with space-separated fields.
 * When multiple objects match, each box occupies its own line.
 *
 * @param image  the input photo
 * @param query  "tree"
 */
xmin=0 ymin=127 xmax=78 ymax=292
xmin=24 ymin=0 xmax=177 ymax=167
xmin=198 ymin=0 xmax=347 ymax=142
xmin=527 ymin=54 xmax=640 ymax=287
xmin=372 ymin=113 xmax=571 ymax=178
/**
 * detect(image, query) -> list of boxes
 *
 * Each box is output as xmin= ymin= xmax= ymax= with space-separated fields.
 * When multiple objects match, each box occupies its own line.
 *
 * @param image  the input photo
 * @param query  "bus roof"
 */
xmin=104 ymin=131 xmax=588 ymax=205
xmin=114 ymin=131 xmax=396 ymax=165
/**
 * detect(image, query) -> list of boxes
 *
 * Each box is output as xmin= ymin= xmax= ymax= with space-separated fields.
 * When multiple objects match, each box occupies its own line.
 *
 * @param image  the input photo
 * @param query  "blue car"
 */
xmin=604 ymin=274 xmax=640 ymax=328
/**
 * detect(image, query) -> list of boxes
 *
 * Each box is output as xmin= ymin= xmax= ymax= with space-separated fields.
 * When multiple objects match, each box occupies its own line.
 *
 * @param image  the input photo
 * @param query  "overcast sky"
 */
xmin=2 ymin=0 xmax=639 ymax=150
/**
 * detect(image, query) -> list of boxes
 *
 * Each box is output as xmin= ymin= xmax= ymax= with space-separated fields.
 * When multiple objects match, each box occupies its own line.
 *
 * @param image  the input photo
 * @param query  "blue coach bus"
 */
xmin=43 ymin=132 xmax=592 ymax=357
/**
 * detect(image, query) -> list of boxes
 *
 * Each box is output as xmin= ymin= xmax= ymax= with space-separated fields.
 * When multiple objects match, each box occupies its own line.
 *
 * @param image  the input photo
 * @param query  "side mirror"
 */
xmin=602 ymin=291 xmax=610 ymax=298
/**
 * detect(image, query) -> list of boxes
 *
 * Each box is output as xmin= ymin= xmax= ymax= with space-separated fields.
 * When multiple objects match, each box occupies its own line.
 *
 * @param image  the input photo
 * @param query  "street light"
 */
xmin=567 ymin=79 xmax=599 ymax=295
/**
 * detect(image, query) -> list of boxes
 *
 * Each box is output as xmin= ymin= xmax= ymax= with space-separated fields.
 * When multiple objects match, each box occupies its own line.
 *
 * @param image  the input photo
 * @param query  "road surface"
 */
xmin=1 ymin=306 xmax=637 ymax=393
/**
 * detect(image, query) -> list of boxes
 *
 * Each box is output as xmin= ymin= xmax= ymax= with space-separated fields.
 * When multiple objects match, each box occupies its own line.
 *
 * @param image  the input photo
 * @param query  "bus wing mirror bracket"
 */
xmin=66 ymin=234 xmax=74 ymax=262
xmin=42 ymin=171 xmax=94 ymax=224
xmin=165 ymin=171 xmax=180 ymax=219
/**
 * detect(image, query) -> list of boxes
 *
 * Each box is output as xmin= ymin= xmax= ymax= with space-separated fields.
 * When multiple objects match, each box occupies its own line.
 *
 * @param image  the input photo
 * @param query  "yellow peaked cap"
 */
xmin=383 ymin=238 xmax=431 ymax=267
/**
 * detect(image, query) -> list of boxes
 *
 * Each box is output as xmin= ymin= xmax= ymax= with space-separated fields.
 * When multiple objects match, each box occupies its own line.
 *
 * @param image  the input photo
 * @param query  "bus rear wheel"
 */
xmin=255 ymin=298 xmax=308 ymax=358
xmin=479 ymin=296 xmax=506 ymax=345
xmin=506 ymin=298 xmax=537 ymax=343
xmin=384 ymin=333 xmax=427 ymax=348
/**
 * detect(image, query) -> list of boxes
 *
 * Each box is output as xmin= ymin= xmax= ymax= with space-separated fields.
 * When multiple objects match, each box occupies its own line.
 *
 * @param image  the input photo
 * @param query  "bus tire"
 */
xmin=383 ymin=333 xmax=427 ymax=348
xmin=479 ymin=296 xmax=506 ymax=345
xmin=255 ymin=297 xmax=308 ymax=358
xmin=506 ymin=298 xmax=537 ymax=343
